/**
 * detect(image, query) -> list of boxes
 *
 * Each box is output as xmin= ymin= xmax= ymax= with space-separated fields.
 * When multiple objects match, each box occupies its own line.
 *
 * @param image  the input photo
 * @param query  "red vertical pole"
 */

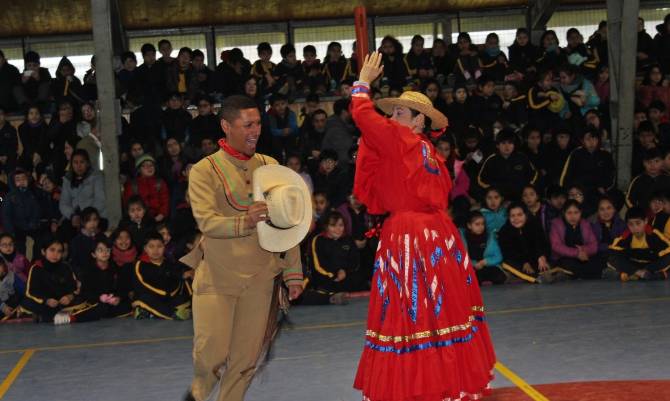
xmin=354 ymin=6 xmax=369 ymax=74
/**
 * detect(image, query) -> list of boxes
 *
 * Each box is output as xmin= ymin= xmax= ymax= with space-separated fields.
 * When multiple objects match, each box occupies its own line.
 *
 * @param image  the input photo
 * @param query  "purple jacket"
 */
xmin=549 ymin=218 xmax=598 ymax=261
xmin=590 ymin=216 xmax=626 ymax=253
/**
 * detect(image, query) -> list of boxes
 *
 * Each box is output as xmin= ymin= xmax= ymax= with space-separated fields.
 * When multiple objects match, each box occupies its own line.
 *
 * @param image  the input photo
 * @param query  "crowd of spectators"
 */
xmin=1 ymin=13 xmax=670 ymax=324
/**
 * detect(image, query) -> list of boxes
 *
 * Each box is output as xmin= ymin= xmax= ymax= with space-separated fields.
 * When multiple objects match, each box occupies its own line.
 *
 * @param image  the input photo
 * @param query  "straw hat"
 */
xmin=376 ymin=91 xmax=449 ymax=129
xmin=253 ymin=165 xmax=312 ymax=252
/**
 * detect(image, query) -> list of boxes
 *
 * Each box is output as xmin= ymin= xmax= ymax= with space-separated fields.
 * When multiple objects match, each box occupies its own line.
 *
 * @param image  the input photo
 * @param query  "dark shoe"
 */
xmin=601 ymin=267 xmax=619 ymax=280
xmin=329 ymin=293 xmax=349 ymax=305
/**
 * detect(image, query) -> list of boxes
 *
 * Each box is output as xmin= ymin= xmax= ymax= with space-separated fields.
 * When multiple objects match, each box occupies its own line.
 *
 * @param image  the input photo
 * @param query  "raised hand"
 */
xmin=359 ymin=52 xmax=384 ymax=84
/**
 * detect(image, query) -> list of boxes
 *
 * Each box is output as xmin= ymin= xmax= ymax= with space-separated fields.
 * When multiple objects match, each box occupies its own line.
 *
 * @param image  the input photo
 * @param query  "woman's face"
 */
xmin=381 ymin=40 xmax=395 ymax=56
xmin=485 ymin=191 xmax=502 ymax=211
xmin=123 ymin=57 xmax=137 ymax=71
xmin=455 ymin=88 xmax=467 ymax=103
xmin=115 ymin=231 xmax=132 ymax=251
xmin=516 ymin=32 xmax=529 ymax=46
xmin=245 ymin=79 xmax=257 ymax=97
xmin=597 ymin=200 xmax=616 ymax=222
xmin=72 ymin=154 xmax=89 ymax=176
xmin=468 ymin=217 xmax=486 ymax=235
xmin=391 ymin=106 xmax=422 ymax=131
xmin=327 ymin=219 xmax=346 ymax=240
xmin=526 ymin=131 xmax=541 ymax=149
xmin=522 ymin=187 xmax=539 ymax=207
xmin=564 ymin=205 xmax=582 ymax=226
xmin=509 ymin=207 xmax=527 ymax=228
xmin=543 ymin=33 xmax=558 ymax=49
xmin=27 ymin=107 xmax=41 ymax=124
xmin=82 ymin=105 xmax=95 ymax=121
xmin=557 ymin=134 xmax=570 ymax=149
xmin=424 ymin=83 xmax=439 ymax=101
xmin=43 ymin=243 xmax=64 ymax=264
xmin=436 ymin=141 xmax=451 ymax=160
xmin=649 ymin=67 xmax=663 ymax=84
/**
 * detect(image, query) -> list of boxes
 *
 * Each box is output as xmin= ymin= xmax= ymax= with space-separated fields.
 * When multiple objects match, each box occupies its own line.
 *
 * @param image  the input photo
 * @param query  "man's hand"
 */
xmin=244 ymin=201 xmax=268 ymax=229
xmin=359 ymin=52 xmax=384 ymax=85
xmin=522 ymin=263 xmax=534 ymax=274
xmin=288 ymin=284 xmax=303 ymax=301
xmin=46 ymin=298 xmax=59 ymax=308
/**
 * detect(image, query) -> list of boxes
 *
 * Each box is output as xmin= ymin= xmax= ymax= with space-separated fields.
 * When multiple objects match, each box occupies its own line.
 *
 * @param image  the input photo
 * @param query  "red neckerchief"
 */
xmin=218 ymin=139 xmax=251 ymax=161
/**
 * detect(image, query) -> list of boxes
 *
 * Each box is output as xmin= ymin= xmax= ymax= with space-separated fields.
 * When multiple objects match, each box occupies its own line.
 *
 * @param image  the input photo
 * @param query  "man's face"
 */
xmin=166 ymin=138 xmax=180 ymax=157
xmin=627 ymin=218 xmax=647 ymax=236
xmin=272 ymin=100 xmax=288 ymax=116
xmin=221 ymin=108 xmax=262 ymax=156
xmin=259 ymin=50 xmax=272 ymax=62
xmin=168 ymin=97 xmax=183 ymax=110
xmin=144 ymin=240 xmax=165 ymax=262
xmin=312 ymin=113 xmax=327 ymax=133
xmin=583 ymin=134 xmax=599 ymax=152
xmin=480 ymin=82 xmax=495 ymax=97
xmin=159 ymin=43 xmax=172 ymax=59
xmin=198 ymin=101 xmax=212 ymax=116
xmin=193 ymin=56 xmax=204 ymax=70
xmin=14 ymin=173 xmax=28 ymax=189
xmin=143 ymin=51 xmax=156 ymax=65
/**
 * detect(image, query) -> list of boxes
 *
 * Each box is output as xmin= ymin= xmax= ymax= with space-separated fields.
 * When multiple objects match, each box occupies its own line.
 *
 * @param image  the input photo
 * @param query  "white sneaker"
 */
xmin=53 ymin=312 xmax=72 ymax=325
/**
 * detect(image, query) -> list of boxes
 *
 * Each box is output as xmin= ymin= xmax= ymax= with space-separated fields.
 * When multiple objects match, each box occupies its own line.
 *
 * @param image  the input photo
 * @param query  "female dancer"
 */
xmin=352 ymin=53 xmax=496 ymax=401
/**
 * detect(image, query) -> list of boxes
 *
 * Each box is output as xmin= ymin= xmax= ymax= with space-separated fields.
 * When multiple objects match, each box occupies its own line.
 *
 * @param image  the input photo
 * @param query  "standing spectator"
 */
xmin=560 ymin=130 xmax=616 ymax=216
xmin=478 ymin=129 xmax=537 ymax=201
xmin=549 ymin=200 xmax=602 ymax=280
xmin=161 ymin=92 xmax=192 ymax=144
xmin=454 ymin=32 xmax=481 ymax=84
xmin=323 ymin=42 xmax=349 ymax=92
xmin=157 ymin=39 xmax=175 ymax=67
xmin=301 ymin=45 xmax=326 ymax=95
xmin=123 ymin=154 xmax=169 ymax=223
xmin=431 ymin=38 xmax=455 ymax=83
xmin=0 ymin=50 xmax=20 ymax=112
xmin=275 ymin=44 xmax=303 ymax=96
xmin=536 ymin=30 xmax=567 ymax=74
xmin=654 ymin=14 xmax=670 ymax=75
xmin=0 ymin=108 xmax=18 ymax=173
xmin=0 ymin=233 xmax=30 ymax=283
xmin=321 ymin=98 xmax=355 ymax=170
xmin=265 ymin=93 xmax=299 ymax=164
xmin=2 ymin=169 xmax=43 ymax=255
xmin=480 ymin=33 xmax=509 ymax=83
xmin=81 ymin=55 xmax=97 ymax=101
xmin=166 ymin=47 xmax=197 ymax=103
xmin=59 ymin=149 xmax=107 ymax=236
xmin=191 ymin=49 xmax=213 ymax=98
xmin=135 ymin=43 xmax=166 ymax=106
xmin=637 ymin=17 xmax=656 ymax=72
xmin=117 ymin=51 xmax=138 ymax=101
xmin=13 ymin=51 xmax=52 ymax=111
xmin=252 ymin=42 xmax=278 ymax=94
xmin=459 ymin=211 xmax=506 ymax=285
xmin=379 ymin=36 xmax=410 ymax=90
xmin=17 ymin=105 xmax=47 ymax=171
xmin=626 ymin=148 xmax=670 ymax=210
xmin=404 ymin=35 xmax=433 ymax=83
xmin=498 ymin=203 xmax=553 ymax=283
xmin=508 ymin=28 xmax=539 ymax=78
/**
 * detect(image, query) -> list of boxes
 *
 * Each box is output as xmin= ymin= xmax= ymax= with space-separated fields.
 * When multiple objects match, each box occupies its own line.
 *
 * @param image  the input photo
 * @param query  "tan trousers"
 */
xmin=191 ymin=278 xmax=275 ymax=401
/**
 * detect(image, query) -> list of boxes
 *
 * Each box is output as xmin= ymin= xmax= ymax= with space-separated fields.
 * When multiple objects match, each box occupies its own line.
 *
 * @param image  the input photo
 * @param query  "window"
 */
xmin=376 ymin=23 xmax=435 ymax=52
xmin=2 ymin=47 xmax=25 ymax=72
xmin=129 ymin=33 xmax=207 ymax=64
xmin=452 ymin=14 xmax=526 ymax=56
xmin=29 ymin=41 xmax=94 ymax=80
xmin=294 ymin=25 xmax=356 ymax=61
xmin=216 ymin=32 xmax=286 ymax=64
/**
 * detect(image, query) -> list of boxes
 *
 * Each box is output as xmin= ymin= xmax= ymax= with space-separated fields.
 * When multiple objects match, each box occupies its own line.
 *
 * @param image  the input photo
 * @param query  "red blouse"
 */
xmin=351 ymin=96 xmax=452 ymax=215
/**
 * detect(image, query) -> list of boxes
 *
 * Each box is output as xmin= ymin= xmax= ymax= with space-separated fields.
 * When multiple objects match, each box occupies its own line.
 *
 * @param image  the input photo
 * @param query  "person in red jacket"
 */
xmin=123 ymin=154 xmax=169 ymax=223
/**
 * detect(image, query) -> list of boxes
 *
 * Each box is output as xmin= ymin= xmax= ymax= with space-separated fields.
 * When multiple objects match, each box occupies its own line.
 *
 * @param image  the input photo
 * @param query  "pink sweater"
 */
xmin=450 ymin=159 xmax=470 ymax=200
xmin=549 ymin=218 xmax=598 ymax=261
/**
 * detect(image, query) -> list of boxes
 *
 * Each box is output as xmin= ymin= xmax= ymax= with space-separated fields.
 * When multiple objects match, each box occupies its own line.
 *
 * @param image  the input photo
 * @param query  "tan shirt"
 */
xmin=186 ymin=149 xmax=303 ymax=295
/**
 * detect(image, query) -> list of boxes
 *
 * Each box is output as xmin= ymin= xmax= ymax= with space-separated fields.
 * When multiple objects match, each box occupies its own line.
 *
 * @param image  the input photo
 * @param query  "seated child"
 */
xmin=459 ymin=211 xmax=506 ymax=285
xmin=156 ymin=222 xmax=176 ymax=263
xmin=650 ymin=190 xmax=670 ymax=239
xmin=1 ymin=258 xmax=24 ymax=321
xmin=590 ymin=197 xmax=626 ymax=259
xmin=68 ymin=206 xmax=106 ymax=276
xmin=549 ymin=200 xmax=601 ymax=279
xmin=0 ymin=233 xmax=30 ymax=283
xmin=111 ymin=227 xmax=138 ymax=268
xmin=606 ymin=206 xmax=670 ymax=281
xmin=481 ymin=187 xmax=507 ymax=234
xmin=626 ymin=148 xmax=670 ymax=210
xmin=20 ymin=237 xmax=91 ymax=324
xmin=133 ymin=232 xmax=191 ymax=320
xmin=80 ymin=238 xmax=133 ymax=319
xmin=308 ymin=211 xmax=366 ymax=295
xmin=121 ymin=196 xmax=155 ymax=249
xmin=498 ymin=203 xmax=557 ymax=283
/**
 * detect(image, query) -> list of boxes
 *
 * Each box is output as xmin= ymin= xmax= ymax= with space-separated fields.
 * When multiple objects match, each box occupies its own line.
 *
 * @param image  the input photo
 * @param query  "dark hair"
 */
xmin=327 ymin=42 xmax=342 ymax=52
xmin=280 ymin=44 xmax=296 ymax=58
xmin=522 ymin=184 xmax=539 ymax=197
xmin=71 ymin=149 xmax=91 ymax=165
xmin=220 ymin=95 xmax=259 ymax=123
xmin=381 ymin=35 xmax=404 ymax=55
xmin=333 ymin=98 xmax=350 ymax=116
xmin=507 ymin=202 xmax=528 ymax=216
xmin=546 ymin=184 xmax=567 ymax=199
xmin=24 ymin=50 xmax=40 ymax=64
xmin=192 ymin=49 xmax=205 ymax=60
xmin=312 ymin=109 xmax=328 ymax=119
xmin=559 ymin=63 xmax=580 ymax=77
xmin=303 ymin=45 xmax=316 ymax=55
xmin=625 ymin=206 xmax=647 ymax=221
xmin=540 ymin=30 xmax=559 ymax=48
xmin=126 ymin=195 xmax=147 ymax=210
xmin=80 ymin=207 xmax=100 ymax=224
xmin=598 ymin=20 xmax=607 ymax=29
xmin=496 ymin=128 xmax=517 ymax=145
xmin=158 ymin=39 xmax=172 ymax=48
xmin=305 ymin=93 xmax=320 ymax=103
xmin=420 ymin=78 xmax=441 ymax=94
xmin=642 ymin=64 xmax=663 ymax=86
xmin=566 ymin=27 xmax=582 ymax=39
xmin=319 ymin=148 xmax=338 ymax=162
xmin=141 ymin=43 xmax=156 ymax=55
xmin=323 ymin=211 xmax=345 ymax=229
xmin=270 ymin=93 xmax=288 ymax=105
xmin=143 ymin=231 xmax=165 ymax=247
xmin=516 ymin=28 xmax=529 ymax=37
xmin=650 ymin=189 xmax=669 ymax=202
xmin=562 ymin=199 xmax=582 ymax=214
xmin=457 ymin=32 xmax=472 ymax=44
xmin=155 ymin=222 xmax=170 ymax=234
xmin=40 ymin=236 xmax=64 ymax=252
xmin=642 ymin=147 xmax=663 ymax=161
xmin=121 ymin=51 xmax=136 ymax=64
xmin=466 ymin=210 xmax=485 ymax=224
xmin=93 ymin=237 xmax=112 ymax=251
xmin=484 ymin=186 xmax=503 ymax=199
xmin=110 ymin=227 xmax=133 ymax=245
xmin=178 ymin=47 xmax=192 ymax=58
xmin=477 ymin=74 xmax=495 ymax=87
xmin=649 ymin=100 xmax=666 ymax=113
xmin=582 ymin=129 xmax=601 ymax=142
xmin=411 ymin=35 xmax=424 ymax=46
xmin=486 ymin=32 xmax=500 ymax=43
xmin=257 ymin=42 xmax=272 ymax=54
xmin=638 ymin=120 xmax=656 ymax=134
xmin=0 ymin=233 xmax=15 ymax=243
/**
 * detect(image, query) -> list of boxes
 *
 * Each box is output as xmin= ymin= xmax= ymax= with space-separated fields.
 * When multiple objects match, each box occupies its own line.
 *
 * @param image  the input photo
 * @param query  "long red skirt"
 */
xmin=354 ymin=210 xmax=496 ymax=401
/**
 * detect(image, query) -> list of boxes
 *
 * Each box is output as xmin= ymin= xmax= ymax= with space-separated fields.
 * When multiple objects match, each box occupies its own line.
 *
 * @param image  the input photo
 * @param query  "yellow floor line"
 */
xmin=0 ymin=349 xmax=35 ymax=399
xmin=495 ymin=361 xmax=550 ymax=401
xmin=1 ymin=296 xmax=668 ymax=355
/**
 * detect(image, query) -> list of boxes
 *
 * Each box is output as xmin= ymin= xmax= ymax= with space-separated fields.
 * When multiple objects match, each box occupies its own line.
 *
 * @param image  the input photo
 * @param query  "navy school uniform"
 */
xmin=477 ymin=151 xmax=538 ymax=201
xmin=608 ymin=227 xmax=670 ymax=280
xmin=132 ymin=256 xmax=190 ymax=320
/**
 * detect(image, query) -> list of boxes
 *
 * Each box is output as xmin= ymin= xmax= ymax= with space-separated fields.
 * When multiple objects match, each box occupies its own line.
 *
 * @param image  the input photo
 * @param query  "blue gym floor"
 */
xmin=1 ymin=281 xmax=669 ymax=401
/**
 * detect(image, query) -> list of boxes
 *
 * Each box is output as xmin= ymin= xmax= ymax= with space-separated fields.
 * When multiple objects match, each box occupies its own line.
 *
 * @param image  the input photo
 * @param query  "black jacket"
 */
xmin=133 ymin=259 xmax=183 ymax=298
xmin=309 ymin=234 xmax=359 ymax=285
xmin=24 ymin=259 xmax=78 ymax=305
xmin=189 ymin=114 xmax=223 ymax=147
xmin=498 ymin=221 xmax=550 ymax=266
xmin=468 ymin=94 xmax=503 ymax=133
xmin=478 ymin=151 xmax=538 ymax=200
xmin=81 ymin=261 xmax=132 ymax=303
xmin=0 ymin=61 xmax=20 ymax=111
xmin=161 ymin=108 xmax=192 ymax=143
xmin=610 ymin=228 xmax=670 ymax=263
xmin=508 ymin=42 xmax=540 ymax=74
xmin=560 ymin=146 xmax=615 ymax=191
xmin=312 ymin=166 xmax=349 ymax=208
xmin=626 ymin=173 xmax=670 ymax=209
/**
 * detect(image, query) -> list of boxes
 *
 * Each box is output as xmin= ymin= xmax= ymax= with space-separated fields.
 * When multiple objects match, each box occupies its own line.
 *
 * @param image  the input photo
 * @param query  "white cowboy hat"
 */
xmin=253 ymin=165 xmax=312 ymax=252
xmin=376 ymin=91 xmax=449 ymax=130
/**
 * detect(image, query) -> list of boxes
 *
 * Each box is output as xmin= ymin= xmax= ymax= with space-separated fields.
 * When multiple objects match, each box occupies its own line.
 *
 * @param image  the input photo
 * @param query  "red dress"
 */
xmin=351 ymin=94 xmax=496 ymax=401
